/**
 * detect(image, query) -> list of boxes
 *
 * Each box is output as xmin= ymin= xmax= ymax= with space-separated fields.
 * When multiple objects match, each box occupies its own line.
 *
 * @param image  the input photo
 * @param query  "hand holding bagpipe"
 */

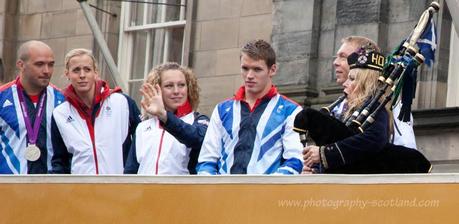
xmin=303 ymin=146 xmax=320 ymax=167
xmin=295 ymin=105 xmax=431 ymax=173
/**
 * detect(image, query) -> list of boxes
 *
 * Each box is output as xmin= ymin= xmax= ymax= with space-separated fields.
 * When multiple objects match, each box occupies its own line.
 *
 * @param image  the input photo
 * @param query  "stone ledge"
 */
xmin=430 ymin=159 xmax=459 ymax=173
xmin=321 ymin=84 xmax=344 ymax=95
xmin=413 ymin=107 xmax=459 ymax=130
xmin=2 ymin=174 xmax=459 ymax=184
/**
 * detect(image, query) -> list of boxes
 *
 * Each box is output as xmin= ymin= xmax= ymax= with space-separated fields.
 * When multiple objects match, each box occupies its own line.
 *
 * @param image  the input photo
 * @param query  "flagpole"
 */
xmin=407 ymin=2 xmax=440 ymax=50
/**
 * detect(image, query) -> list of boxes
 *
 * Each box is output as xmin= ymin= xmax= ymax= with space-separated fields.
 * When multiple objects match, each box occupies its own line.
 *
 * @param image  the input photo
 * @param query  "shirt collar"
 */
xmin=234 ymin=85 xmax=278 ymax=101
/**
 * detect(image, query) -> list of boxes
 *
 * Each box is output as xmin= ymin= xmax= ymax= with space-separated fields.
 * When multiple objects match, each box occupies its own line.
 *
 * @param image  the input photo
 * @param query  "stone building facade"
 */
xmin=0 ymin=0 xmax=458 ymax=171
xmin=189 ymin=0 xmax=274 ymax=114
xmin=0 ymin=0 xmax=119 ymax=87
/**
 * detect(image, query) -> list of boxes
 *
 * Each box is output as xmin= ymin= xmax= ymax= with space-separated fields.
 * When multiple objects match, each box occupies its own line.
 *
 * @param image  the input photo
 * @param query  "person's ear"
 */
xmin=16 ymin=60 xmax=24 ymax=71
xmin=269 ymin=64 xmax=277 ymax=77
xmin=64 ymin=69 xmax=70 ymax=80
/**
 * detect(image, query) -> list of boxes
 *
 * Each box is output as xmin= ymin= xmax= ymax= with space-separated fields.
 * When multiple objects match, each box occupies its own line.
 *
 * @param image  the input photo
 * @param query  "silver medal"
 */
xmin=25 ymin=144 xmax=41 ymax=161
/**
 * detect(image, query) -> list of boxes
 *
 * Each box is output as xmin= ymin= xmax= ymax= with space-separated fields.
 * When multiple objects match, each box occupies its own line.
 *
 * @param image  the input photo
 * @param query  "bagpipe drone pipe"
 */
xmin=293 ymin=2 xmax=440 ymax=174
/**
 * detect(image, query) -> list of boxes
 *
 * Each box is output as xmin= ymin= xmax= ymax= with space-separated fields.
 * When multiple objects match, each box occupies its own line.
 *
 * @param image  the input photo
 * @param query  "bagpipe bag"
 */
xmin=294 ymin=108 xmax=431 ymax=173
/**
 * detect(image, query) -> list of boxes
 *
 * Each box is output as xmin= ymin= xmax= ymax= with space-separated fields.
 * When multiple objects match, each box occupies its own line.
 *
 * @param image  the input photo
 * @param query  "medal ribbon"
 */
xmin=17 ymin=85 xmax=47 ymax=146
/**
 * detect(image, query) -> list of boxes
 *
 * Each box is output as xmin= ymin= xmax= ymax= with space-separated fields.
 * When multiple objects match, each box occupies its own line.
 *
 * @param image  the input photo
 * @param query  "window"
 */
xmin=118 ymin=0 xmax=192 ymax=104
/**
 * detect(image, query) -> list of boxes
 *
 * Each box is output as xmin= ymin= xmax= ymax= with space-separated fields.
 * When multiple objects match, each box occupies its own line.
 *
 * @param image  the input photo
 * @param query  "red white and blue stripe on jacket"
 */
xmin=0 ymin=80 xmax=64 ymax=174
xmin=197 ymin=86 xmax=303 ymax=175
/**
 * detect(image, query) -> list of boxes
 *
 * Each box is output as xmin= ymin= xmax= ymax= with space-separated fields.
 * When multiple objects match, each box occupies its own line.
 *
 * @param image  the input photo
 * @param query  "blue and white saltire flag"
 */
xmin=417 ymin=19 xmax=437 ymax=67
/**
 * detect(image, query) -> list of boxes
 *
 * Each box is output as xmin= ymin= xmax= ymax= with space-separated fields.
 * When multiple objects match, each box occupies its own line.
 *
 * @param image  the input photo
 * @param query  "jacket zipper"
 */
xmin=85 ymin=119 xmax=99 ymax=174
xmin=155 ymin=129 xmax=166 ymax=174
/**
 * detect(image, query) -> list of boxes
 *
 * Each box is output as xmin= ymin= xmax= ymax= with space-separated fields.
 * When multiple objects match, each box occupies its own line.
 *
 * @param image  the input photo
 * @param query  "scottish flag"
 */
xmin=417 ymin=19 xmax=437 ymax=67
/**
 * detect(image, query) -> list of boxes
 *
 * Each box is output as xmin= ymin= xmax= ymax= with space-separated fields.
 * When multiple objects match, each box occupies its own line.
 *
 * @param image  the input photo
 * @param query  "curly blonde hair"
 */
xmin=145 ymin=62 xmax=200 ymax=110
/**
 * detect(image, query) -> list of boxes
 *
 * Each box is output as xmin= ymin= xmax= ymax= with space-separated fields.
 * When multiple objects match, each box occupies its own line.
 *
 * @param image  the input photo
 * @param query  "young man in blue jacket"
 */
xmin=197 ymin=39 xmax=303 ymax=175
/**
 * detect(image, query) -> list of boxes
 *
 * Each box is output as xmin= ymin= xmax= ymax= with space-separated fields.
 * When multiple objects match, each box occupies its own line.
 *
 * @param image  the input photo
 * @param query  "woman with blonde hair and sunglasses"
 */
xmin=124 ymin=62 xmax=209 ymax=174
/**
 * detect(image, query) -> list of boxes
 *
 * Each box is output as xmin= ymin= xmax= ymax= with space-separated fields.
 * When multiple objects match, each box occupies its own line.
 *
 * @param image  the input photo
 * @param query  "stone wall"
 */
xmin=270 ymin=0 xmax=456 ymax=172
xmin=0 ymin=0 xmax=120 ymax=89
xmin=11 ymin=0 xmax=96 ymax=88
xmin=413 ymin=107 xmax=459 ymax=172
xmin=4 ymin=0 xmax=450 ymax=115
xmin=271 ymin=0 xmax=321 ymax=105
xmin=1 ymin=0 xmax=456 ymax=172
xmin=190 ymin=0 xmax=273 ymax=115
xmin=272 ymin=0 xmax=451 ymax=111
xmin=92 ymin=0 xmax=121 ymax=88
xmin=0 ymin=0 xmax=19 ymax=83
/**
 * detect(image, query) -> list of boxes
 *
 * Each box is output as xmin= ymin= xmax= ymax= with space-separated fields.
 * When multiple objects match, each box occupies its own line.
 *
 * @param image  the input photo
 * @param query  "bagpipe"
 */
xmin=293 ymin=2 xmax=440 ymax=174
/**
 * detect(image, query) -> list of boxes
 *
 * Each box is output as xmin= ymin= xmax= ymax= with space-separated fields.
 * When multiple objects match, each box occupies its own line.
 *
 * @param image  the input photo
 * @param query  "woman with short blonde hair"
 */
xmin=51 ymin=48 xmax=141 ymax=174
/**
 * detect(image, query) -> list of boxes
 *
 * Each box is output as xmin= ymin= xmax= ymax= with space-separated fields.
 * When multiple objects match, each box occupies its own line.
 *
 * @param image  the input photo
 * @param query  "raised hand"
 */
xmin=140 ymin=83 xmax=167 ymax=122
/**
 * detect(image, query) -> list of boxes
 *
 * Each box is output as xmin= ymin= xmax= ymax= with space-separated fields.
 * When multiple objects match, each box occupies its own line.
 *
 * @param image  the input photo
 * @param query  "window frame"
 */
xmin=117 ymin=0 xmax=193 ymax=95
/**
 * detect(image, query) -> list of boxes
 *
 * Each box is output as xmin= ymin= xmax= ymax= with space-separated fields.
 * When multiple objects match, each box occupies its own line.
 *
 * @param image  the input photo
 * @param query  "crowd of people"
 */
xmin=0 ymin=38 xmax=429 ymax=175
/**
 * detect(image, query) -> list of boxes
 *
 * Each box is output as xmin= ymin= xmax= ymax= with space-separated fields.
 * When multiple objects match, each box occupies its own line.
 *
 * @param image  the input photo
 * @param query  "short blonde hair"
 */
xmin=145 ymin=62 xmax=200 ymax=110
xmin=342 ymin=36 xmax=381 ymax=53
xmin=64 ymin=48 xmax=98 ymax=71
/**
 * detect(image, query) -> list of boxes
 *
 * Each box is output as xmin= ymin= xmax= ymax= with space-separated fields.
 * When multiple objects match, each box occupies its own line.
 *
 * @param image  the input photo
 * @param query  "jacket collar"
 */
xmin=64 ymin=80 xmax=121 ymax=119
xmin=234 ymin=85 xmax=278 ymax=101
xmin=175 ymin=99 xmax=192 ymax=117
